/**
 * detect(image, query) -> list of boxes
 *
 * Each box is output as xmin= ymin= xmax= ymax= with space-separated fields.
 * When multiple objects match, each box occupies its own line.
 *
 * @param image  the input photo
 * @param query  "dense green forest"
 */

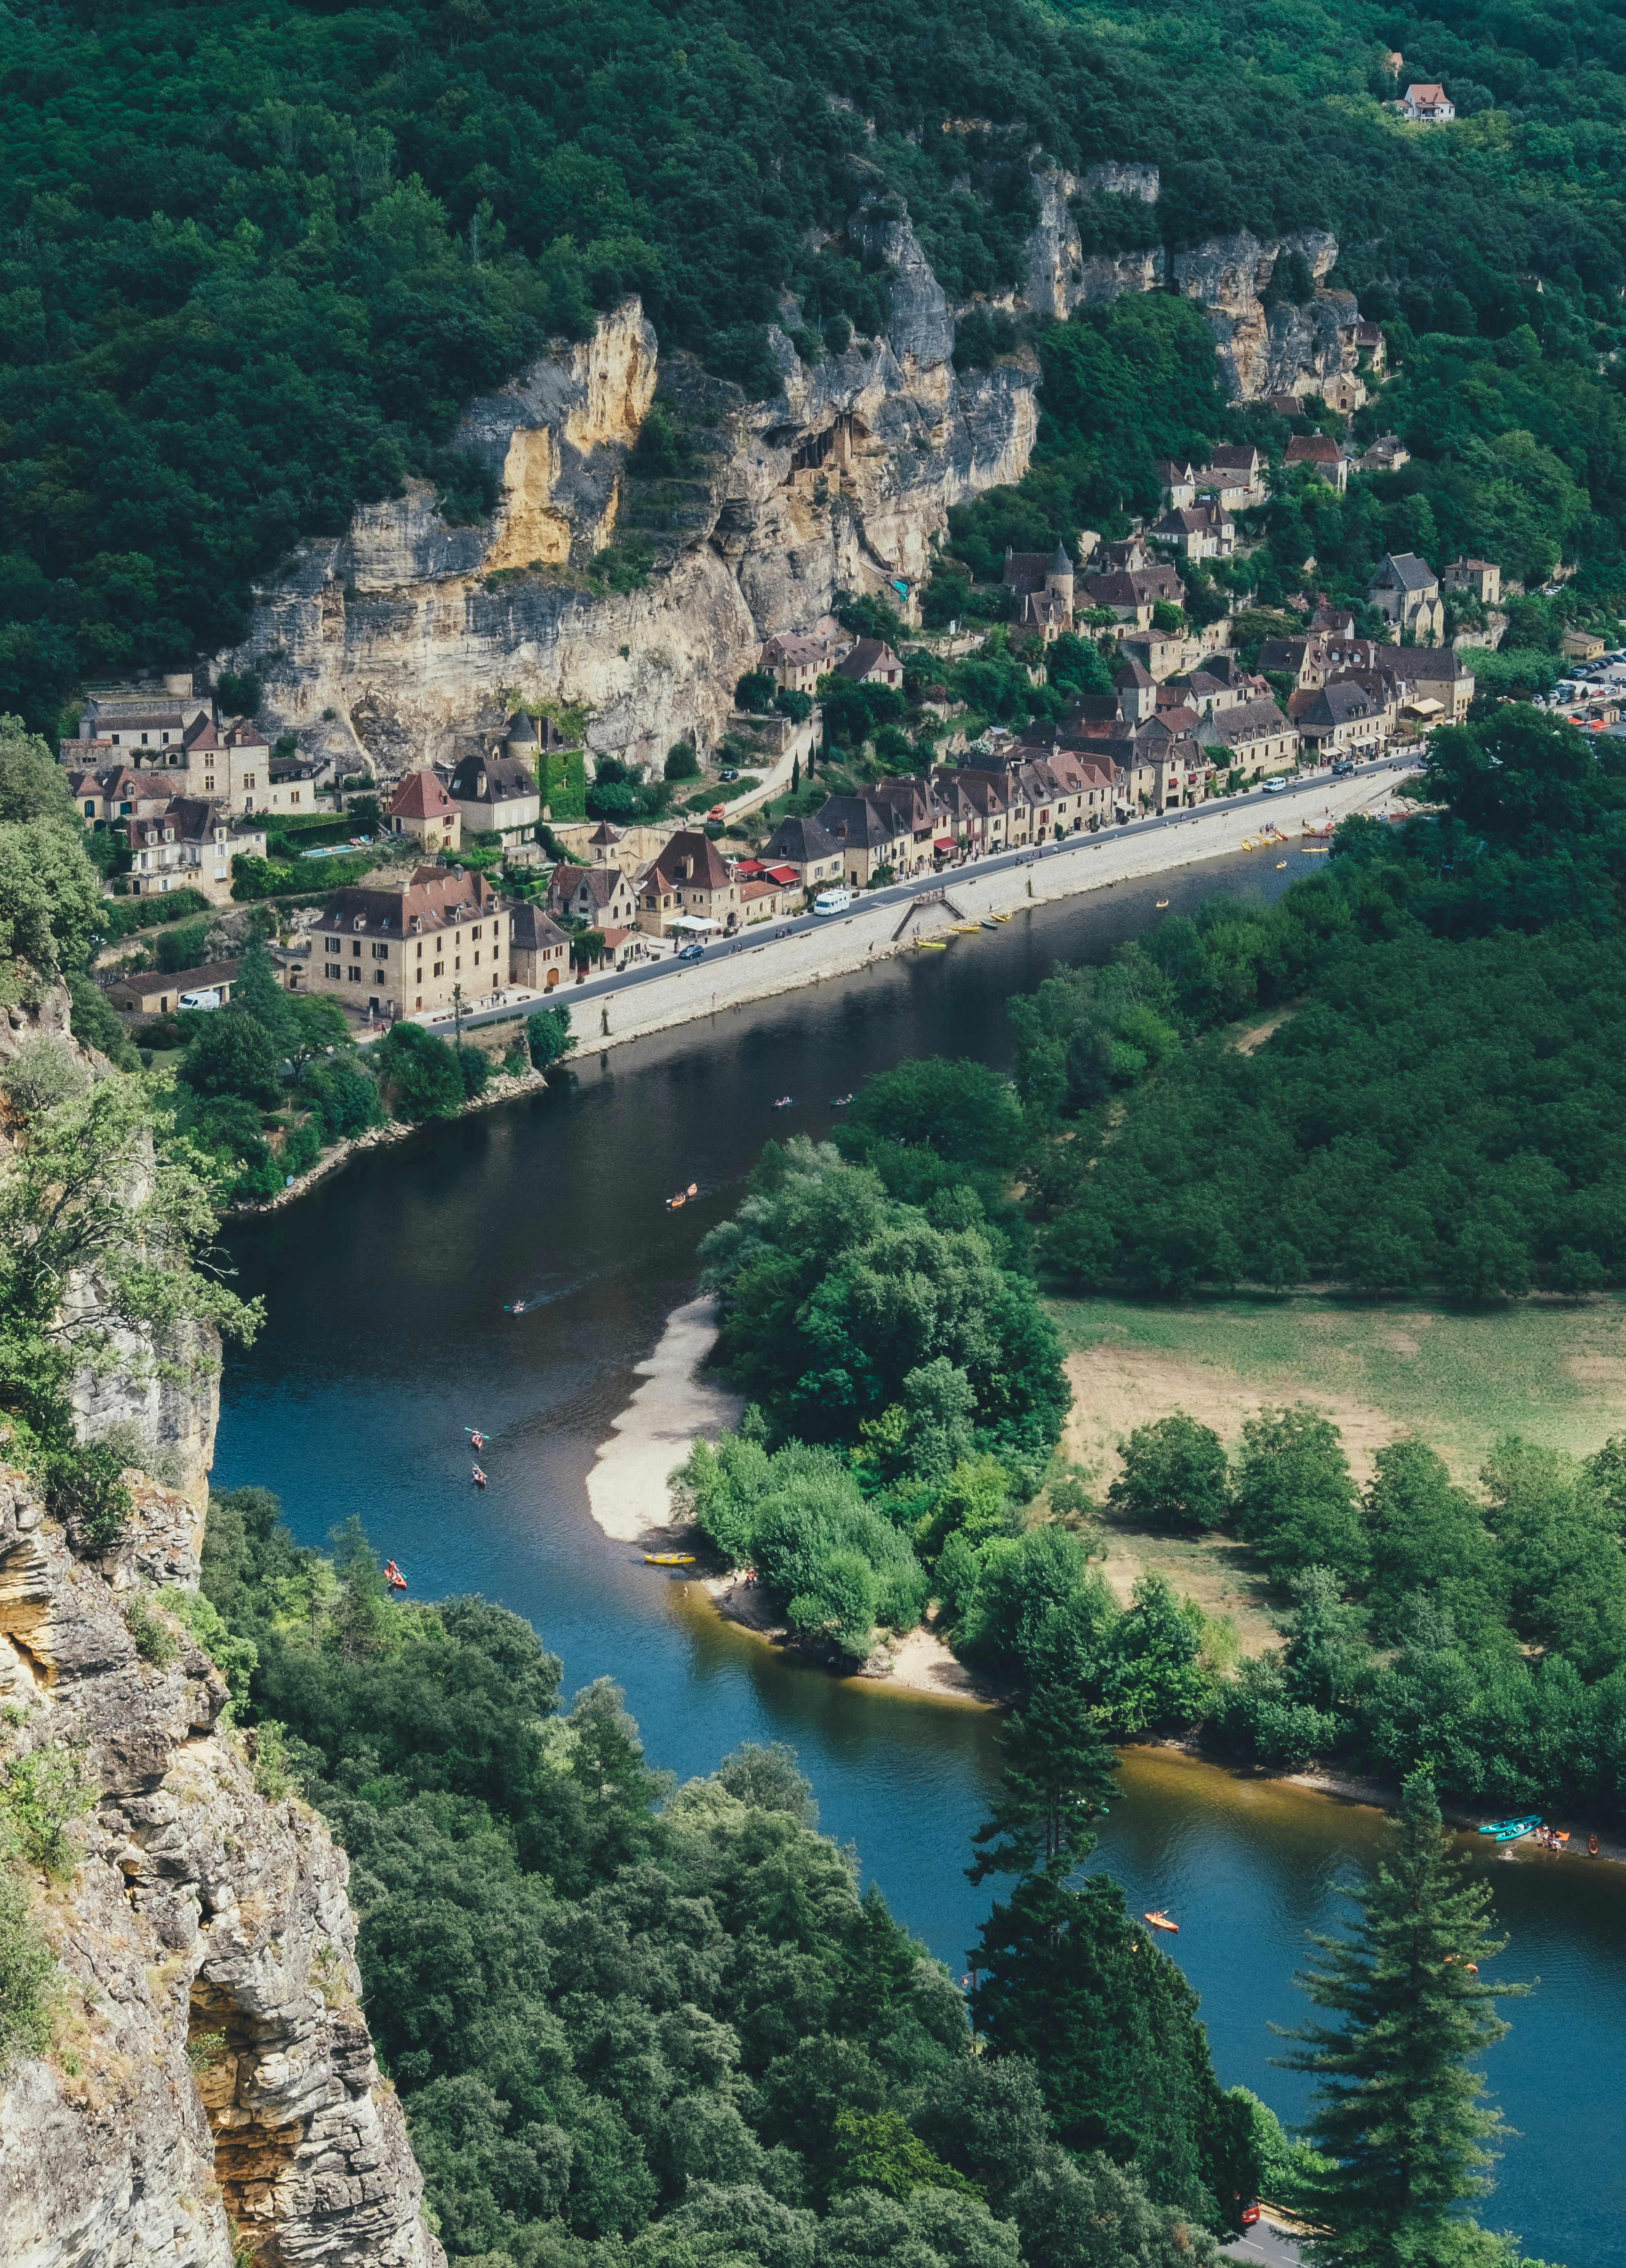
xmin=1024 ymin=704 xmax=1626 ymax=1301
xmin=9 ymin=0 xmax=1626 ymax=720
xmin=196 ymin=1488 xmax=1276 ymax=2266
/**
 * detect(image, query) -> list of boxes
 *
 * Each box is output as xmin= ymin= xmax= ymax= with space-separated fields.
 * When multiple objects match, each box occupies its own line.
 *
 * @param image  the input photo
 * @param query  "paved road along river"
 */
xmin=217 ymin=842 xmax=1625 ymax=2268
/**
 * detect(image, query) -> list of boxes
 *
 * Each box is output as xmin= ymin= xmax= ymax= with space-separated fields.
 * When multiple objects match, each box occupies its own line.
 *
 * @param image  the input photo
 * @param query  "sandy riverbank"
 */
xmin=697 ymin=1570 xmax=997 ymax=1704
xmin=584 ymin=1296 xmax=743 ymax=1541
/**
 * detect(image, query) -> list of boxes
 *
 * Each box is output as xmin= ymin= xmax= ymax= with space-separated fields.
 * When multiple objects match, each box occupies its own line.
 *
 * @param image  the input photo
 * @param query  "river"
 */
xmin=216 ymin=850 xmax=1626 ymax=2268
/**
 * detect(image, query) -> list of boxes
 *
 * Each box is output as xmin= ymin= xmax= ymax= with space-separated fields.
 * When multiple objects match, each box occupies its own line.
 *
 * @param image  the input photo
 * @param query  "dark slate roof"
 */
xmin=763 ymin=814 xmax=841 ymax=864
xmin=1371 ymin=552 xmax=1438 ymax=593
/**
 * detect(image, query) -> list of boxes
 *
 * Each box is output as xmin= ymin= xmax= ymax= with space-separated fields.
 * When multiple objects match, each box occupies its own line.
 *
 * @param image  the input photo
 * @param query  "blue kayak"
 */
xmin=1480 ymin=1815 xmax=1542 ymax=1841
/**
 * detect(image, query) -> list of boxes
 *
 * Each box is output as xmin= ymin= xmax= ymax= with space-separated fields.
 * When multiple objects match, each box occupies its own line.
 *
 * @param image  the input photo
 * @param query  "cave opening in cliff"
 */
xmin=188 ymin=1980 xmax=303 ymax=2266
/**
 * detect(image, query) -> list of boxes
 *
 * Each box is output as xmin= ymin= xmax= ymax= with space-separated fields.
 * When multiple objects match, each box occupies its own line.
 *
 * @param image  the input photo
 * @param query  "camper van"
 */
xmin=812 ymin=886 xmax=854 ymax=917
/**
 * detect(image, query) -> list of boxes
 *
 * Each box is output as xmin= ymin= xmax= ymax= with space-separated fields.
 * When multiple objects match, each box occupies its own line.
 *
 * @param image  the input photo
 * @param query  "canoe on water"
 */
xmin=1480 ymin=1815 xmax=1542 ymax=1841
xmin=644 ymin=1552 xmax=697 ymax=1566
xmin=1144 ymin=1911 xmax=1179 ymax=1933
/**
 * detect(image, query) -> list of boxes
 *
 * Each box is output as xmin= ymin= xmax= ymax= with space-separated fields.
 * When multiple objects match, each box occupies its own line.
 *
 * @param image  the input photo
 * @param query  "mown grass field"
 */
xmin=1051 ymin=1292 xmax=1626 ymax=1485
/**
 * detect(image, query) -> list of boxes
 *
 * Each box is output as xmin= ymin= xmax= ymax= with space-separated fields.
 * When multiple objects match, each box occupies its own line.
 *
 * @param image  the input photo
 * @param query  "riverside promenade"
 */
xmin=429 ymin=757 xmax=1416 ymax=1059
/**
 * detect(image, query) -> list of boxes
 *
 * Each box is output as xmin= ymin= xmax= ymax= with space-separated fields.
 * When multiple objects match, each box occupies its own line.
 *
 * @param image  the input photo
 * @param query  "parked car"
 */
xmin=719 ymin=767 xmax=739 ymax=782
xmin=677 ymin=941 xmax=706 ymax=962
xmin=1331 ymin=757 xmax=1355 ymax=777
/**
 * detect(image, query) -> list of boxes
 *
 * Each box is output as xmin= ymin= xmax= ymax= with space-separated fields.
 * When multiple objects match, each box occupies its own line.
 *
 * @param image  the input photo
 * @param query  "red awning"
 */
xmin=933 ymin=835 xmax=955 ymax=850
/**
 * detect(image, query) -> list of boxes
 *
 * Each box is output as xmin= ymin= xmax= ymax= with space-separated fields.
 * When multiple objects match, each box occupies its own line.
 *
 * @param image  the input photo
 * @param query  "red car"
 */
xmin=1241 ymin=2201 xmax=1262 ymax=2227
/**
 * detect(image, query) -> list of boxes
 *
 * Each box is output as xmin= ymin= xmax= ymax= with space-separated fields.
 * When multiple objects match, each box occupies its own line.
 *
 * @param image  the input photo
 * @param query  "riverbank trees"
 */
xmin=198 ymin=1494 xmax=1249 ymax=2266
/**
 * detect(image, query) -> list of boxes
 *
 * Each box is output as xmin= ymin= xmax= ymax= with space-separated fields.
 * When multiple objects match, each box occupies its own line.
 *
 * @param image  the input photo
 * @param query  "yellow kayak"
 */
xmin=916 ymin=938 xmax=950 ymax=950
xmin=952 ymin=923 xmax=981 ymax=934
xmin=644 ymin=1552 xmax=696 ymax=1566
xmin=991 ymin=912 xmax=1012 ymax=923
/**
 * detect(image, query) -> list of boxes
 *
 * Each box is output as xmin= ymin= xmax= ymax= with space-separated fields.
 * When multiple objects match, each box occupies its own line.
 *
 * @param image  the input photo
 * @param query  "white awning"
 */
xmin=670 ymin=914 xmax=722 ymax=932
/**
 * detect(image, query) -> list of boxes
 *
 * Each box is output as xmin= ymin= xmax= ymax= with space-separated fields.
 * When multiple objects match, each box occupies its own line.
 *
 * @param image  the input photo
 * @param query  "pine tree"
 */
xmin=1274 ymin=1769 xmax=1529 ymax=2268
xmin=232 ymin=922 xmax=293 ymax=1048
xmin=791 ymin=753 xmax=801 ymax=793
xmin=968 ymin=1678 xmax=1119 ymax=1884
xmin=964 ymin=1684 xmax=1258 ymax=2228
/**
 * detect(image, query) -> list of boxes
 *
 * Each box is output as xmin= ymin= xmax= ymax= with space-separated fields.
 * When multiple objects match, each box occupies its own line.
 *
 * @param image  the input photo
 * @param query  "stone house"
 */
xmin=1407 ymin=646 xmax=1475 ymax=720
xmin=814 ymin=792 xmax=920 ymax=884
xmin=1150 ymin=503 xmax=1235 ymax=560
xmin=1139 ymin=736 xmax=1213 ymax=812
xmin=446 ymin=752 xmax=541 ymax=849
xmin=1401 ymin=82 xmax=1454 ymax=121
xmin=72 ymin=675 xmax=210 ymax=753
xmin=67 ymin=764 xmax=174 ymax=829
xmin=1354 ymin=433 xmax=1409 ymax=474
xmin=760 ymin=632 xmax=838 ymax=692
xmin=635 ymin=831 xmax=742 ymax=935
xmin=1001 ymin=545 xmax=1075 ymax=639
xmin=1198 ymin=696 xmax=1300 ymax=776
xmin=507 ymin=901 xmax=571 ymax=992
xmin=1284 ymin=434 xmax=1348 ymax=492
xmin=1196 ymin=445 xmax=1267 ymax=508
xmin=1154 ymin=460 xmax=1200 ymax=508
xmin=307 ymin=866 xmax=511 ymax=1020
xmin=388 ymin=769 xmax=462 ymax=853
xmin=1292 ymin=679 xmax=1389 ymax=759
xmin=105 ymin=959 xmax=241 ymax=1015
xmin=124 ymin=799 xmax=267 ymax=903
xmin=832 ymin=639 xmax=904 ymax=689
xmin=1368 ymin=553 xmax=1445 ymax=643
xmin=1443 ymin=558 xmax=1502 ymax=607
xmin=547 ymin=863 xmax=639 ymax=931
xmin=759 ymin=815 xmax=844 ymax=893
xmin=1081 ymin=563 xmax=1186 ymax=630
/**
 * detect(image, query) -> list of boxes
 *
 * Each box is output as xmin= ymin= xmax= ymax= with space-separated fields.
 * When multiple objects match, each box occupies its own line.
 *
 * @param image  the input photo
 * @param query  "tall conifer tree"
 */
xmin=1275 ymin=1770 xmax=1529 ymax=2267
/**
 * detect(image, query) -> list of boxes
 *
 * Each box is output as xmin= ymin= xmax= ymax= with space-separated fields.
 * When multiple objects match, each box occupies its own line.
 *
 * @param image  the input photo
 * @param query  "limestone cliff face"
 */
xmin=1170 ymin=229 xmax=1355 ymax=400
xmin=232 ymin=207 xmax=1039 ymax=779
xmin=0 ymin=1463 xmax=443 ymax=2268
xmin=233 ymin=181 xmax=1364 ymax=779
xmin=1023 ymin=170 xmax=1361 ymax=403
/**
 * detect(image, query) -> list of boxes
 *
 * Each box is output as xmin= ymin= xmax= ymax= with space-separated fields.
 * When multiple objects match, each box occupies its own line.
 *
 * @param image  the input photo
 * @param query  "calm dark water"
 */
xmin=216 ymin=853 xmax=1625 ymax=2268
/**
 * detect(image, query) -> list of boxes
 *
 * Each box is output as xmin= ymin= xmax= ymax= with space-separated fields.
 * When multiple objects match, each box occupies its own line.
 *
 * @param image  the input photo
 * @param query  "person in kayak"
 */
xmin=472 ymin=1465 xmax=487 ymax=1489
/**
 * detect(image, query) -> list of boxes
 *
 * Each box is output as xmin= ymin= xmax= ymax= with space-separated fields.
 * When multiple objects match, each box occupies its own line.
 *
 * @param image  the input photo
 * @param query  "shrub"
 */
xmin=39 ymin=1443 xmax=133 ymax=1550
xmin=526 ymin=1006 xmax=577 ymax=1070
xmin=0 ymin=1865 xmax=56 ymax=2068
xmin=178 ymin=1011 xmax=284 ymax=1109
xmin=374 ymin=1021 xmax=466 ymax=1122
xmin=124 ymin=1591 xmax=179 ymax=1667
xmin=664 ymin=742 xmax=701 ymax=781
xmin=0 ymin=1743 xmax=95 ymax=1877
xmin=455 ymin=1045 xmax=492 ymax=1100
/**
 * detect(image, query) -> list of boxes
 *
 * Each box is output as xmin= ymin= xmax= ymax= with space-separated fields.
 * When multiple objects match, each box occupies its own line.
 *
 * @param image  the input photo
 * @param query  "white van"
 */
xmin=178 ymin=988 xmax=222 ymax=1011
xmin=812 ymin=886 xmax=853 ymax=917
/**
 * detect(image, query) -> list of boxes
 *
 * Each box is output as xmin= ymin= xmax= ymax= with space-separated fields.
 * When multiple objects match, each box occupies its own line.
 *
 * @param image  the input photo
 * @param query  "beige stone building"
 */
xmin=635 ymin=831 xmax=742 ymax=936
xmin=509 ymin=901 xmax=571 ymax=991
xmin=389 ymin=769 xmax=462 ymax=852
xmin=304 ymin=866 xmax=513 ymax=1019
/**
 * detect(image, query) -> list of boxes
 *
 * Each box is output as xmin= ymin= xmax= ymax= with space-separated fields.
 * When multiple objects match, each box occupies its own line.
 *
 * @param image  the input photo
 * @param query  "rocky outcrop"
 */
xmin=228 ymin=178 xmax=1367 ymax=779
xmin=228 ymin=202 xmax=1039 ymax=781
xmin=1170 ymin=229 xmax=1355 ymax=400
xmin=0 ymin=1463 xmax=443 ymax=2268
xmin=1023 ymin=172 xmax=1361 ymax=405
